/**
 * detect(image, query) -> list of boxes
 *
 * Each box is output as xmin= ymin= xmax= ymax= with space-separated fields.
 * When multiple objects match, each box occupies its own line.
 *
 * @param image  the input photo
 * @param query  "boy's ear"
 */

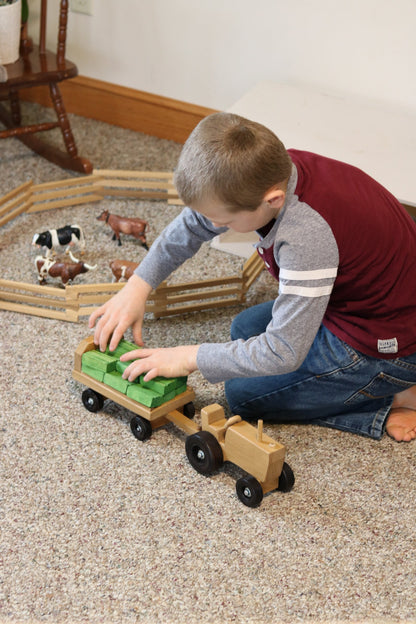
xmin=264 ymin=187 xmax=286 ymax=210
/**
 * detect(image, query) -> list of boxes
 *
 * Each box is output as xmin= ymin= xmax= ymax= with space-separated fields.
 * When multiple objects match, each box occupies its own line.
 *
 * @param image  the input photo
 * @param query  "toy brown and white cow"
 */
xmin=97 ymin=210 xmax=148 ymax=248
xmin=35 ymin=253 xmax=97 ymax=285
xmin=109 ymin=259 xmax=139 ymax=282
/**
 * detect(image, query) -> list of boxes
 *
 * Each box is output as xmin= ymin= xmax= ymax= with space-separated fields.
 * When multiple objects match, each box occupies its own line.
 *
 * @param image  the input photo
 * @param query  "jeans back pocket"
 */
xmin=346 ymin=371 xmax=415 ymax=405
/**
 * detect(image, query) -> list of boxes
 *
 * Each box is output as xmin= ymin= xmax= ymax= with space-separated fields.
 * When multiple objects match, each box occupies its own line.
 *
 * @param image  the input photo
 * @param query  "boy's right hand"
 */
xmin=88 ymin=274 xmax=152 ymax=353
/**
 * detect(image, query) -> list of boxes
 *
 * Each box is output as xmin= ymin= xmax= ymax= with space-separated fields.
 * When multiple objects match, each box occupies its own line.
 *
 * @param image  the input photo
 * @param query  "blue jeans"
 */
xmin=225 ymin=301 xmax=416 ymax=439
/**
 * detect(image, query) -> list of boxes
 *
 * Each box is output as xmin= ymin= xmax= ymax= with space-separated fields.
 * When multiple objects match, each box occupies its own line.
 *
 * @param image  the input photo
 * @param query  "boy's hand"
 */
xmin=88 ymin=274 xmax=152 ymax=352
xmin=120 ymin=345 xmax=200 ymax=382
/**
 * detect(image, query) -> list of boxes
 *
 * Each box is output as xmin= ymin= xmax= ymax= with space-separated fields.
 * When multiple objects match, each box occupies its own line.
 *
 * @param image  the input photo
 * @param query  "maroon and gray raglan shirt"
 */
xmin=135 ymin=150 xmax=416 ymax=383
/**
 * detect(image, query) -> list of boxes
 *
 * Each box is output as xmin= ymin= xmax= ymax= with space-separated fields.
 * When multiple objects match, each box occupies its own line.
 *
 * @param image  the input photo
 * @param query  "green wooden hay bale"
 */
xmin=119 ymin=339 xmax=138 ymax=352
xmin=139 ymin=375 xmax=180 ymax=396
xmin=175 ymin=383 xmax=188 ymax=396
xmin=116 ymin=359 xmax=133 ymax=375
xmin=161 ymin=390 xmax=176 ymax=403
xmin=106 ymin=339 xmax=139 ymax=359
xmin=82 ymin=364 xmax=105 ymax=382
xmin=126 ymin=384 xmax=164 ymax=408
xmin=82 ymin=350 xmax=117 ymax=372
xmin=174 ymin=376 xmax=188 ymax=389
xmin=103 ymin=371 xmax=129 ymax=394
xmin=105 ymin=344 xmax=128 ymax=358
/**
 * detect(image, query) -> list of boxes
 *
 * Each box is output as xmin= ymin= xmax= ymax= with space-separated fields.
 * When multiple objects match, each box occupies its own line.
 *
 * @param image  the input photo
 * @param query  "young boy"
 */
xmin=89 ymin=112 xmax=416 ymax=442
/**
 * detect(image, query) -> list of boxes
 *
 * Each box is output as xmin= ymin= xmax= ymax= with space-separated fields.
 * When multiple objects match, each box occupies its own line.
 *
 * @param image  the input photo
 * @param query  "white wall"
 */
xmin=32 ymin=0 xmax=415 ymax=113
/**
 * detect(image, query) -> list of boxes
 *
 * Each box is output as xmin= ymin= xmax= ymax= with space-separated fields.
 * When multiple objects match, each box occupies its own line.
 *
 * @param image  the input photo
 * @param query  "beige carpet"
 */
xmin=0 ymin=103 xmax=415 ymax=624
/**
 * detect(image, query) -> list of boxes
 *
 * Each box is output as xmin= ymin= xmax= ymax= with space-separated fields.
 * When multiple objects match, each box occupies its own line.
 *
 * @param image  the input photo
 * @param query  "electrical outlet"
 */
xmin=70 ymin=0 xmax=93 ymax=15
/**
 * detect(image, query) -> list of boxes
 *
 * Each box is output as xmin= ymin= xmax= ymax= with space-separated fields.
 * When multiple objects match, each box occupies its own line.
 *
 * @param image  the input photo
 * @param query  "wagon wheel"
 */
xmin=185 ymin=431 xmax=223 ymax=475
xmin=130 ymin=415 xmax=152 ymax=441
xmin=236 ymin=475 xmax=264 ymax=507
xmin=82 ymin=388 xmax=104 ymax=412
xmin=277 ymin=462 xmax=295 ymax=492
xmin=183 ymin=401 xmax=195 ymax=419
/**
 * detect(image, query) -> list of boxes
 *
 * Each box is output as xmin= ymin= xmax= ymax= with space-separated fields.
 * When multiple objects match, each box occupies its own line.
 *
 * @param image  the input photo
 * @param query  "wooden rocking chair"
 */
xmin=0 ymin=0 xmax=92 ymax=173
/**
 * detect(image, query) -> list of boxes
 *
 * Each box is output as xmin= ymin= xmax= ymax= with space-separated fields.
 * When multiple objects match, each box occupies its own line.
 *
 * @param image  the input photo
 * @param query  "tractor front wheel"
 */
xmin=236 ymin=476 xmax=264 ymax=507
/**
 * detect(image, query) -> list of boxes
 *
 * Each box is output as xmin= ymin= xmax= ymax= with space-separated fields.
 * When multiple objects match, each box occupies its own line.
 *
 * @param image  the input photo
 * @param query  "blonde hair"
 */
xmin=174 ymin=112 xmax=292 ymax=212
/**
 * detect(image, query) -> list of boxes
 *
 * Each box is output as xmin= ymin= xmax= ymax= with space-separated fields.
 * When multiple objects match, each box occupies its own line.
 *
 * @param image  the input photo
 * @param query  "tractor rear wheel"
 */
xmin=185 ymin=431 xmax=223 ymax=475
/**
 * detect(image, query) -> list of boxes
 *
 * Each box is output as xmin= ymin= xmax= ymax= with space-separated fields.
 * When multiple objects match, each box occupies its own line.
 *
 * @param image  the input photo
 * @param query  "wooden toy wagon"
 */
xmin=72 ymin=335 xmax=197 ymax=438
xmin=73 ymin=336 xmax=294 ymax=507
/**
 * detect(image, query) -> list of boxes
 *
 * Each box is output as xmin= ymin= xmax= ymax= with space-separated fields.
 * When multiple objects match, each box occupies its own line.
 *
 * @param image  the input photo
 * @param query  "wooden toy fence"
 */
xmin=0 ymin=170 xmax=180 ymax=228
xmin=0 ymin=171 xmax=264 ymax=322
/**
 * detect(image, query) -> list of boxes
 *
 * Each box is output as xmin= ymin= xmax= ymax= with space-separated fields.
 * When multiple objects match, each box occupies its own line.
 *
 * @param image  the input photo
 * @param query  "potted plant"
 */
xmin=0 ymin=0 xmax=22 ymax=65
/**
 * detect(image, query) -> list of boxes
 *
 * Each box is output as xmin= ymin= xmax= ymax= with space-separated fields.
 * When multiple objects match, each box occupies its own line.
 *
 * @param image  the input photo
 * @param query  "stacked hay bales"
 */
xmin=81 ymin=339 xmax=187 ymax=408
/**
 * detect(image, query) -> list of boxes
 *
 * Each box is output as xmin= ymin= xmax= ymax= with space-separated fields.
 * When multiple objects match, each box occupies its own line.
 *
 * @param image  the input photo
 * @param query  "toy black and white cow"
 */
xmin=32 ymin=224 xmax=86 ymax=257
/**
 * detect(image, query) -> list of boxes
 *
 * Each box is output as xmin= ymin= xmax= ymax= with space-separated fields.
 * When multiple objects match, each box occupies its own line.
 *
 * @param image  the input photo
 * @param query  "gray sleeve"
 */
xmin=134 ymin=207 xmax=227 ymax=288
xmin=197 ymin=203 xmax=339 ymax=382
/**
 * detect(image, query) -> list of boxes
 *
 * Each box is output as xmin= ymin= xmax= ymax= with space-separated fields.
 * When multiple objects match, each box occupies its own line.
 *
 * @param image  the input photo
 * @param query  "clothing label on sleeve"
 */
xmin=377 ymin=338 xmax=398 ymax=354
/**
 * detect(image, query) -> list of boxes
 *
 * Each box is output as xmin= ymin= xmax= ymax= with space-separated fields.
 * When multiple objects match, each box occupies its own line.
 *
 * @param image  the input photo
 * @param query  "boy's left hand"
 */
xmin=120 ymin=345 xmax=200 ymax=382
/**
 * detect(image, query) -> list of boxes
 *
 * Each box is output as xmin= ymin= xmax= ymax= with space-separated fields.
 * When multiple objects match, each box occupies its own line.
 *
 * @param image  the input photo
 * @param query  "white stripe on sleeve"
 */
xmin=279 ymin=267 xmax=338 ymax=280
xmin=279 ymin=284 xmax=334 ymax=297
